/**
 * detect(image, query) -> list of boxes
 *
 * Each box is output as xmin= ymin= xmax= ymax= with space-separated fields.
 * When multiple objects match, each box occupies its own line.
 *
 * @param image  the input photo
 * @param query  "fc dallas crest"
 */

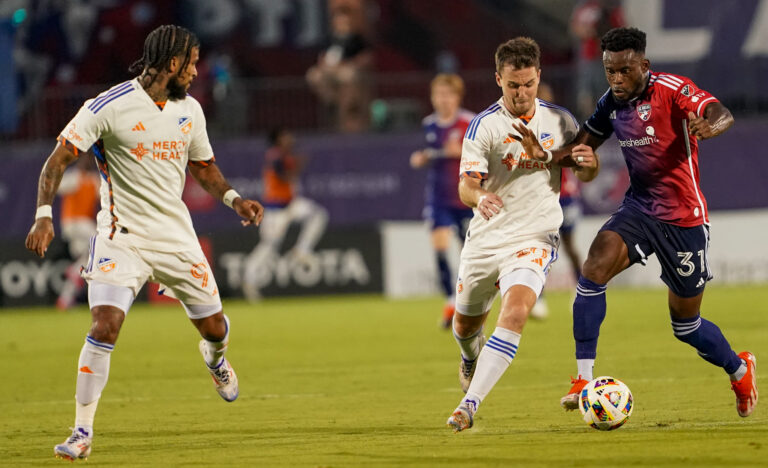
xmin=637 ymin=103 xmax=652 ymax=121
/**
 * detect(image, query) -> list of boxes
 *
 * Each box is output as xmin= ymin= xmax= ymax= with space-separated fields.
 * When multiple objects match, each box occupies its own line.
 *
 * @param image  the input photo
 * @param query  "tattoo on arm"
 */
xmin=704 ymin=103 xmax=734 ymax=137
xmin=38 ymin=144 xmax=79 ymax=206
xmin=189 ymin=161 xmax=232 ymax=200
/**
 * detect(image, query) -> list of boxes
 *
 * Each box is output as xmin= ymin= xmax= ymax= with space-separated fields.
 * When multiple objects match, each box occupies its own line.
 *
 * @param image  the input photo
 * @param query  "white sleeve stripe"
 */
xmin=655 ymin=80 xmax=678 ymax=91
xmin=696 ymin=97 xmax=717 ymax=116
xmin=656 ymin=77 xmax=682 ymax=89
xmin=584 ymin=121 xmax=604 ymax=136
xmin=659 ymin=74 xmax=683 ymax=84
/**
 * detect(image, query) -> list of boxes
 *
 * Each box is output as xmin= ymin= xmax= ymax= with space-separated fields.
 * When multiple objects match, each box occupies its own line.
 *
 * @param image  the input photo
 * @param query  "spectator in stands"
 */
xmin=570 ymin=0 xmax=624 ymax=119
xmin=306 ymin=5 xmax=373 ymax=133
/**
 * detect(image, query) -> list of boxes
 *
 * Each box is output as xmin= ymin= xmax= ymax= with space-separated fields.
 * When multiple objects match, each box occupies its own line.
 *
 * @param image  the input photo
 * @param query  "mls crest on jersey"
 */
xmin=637 ymin=103 xmax=651 ymax=121
xmin=178 ymin=116 xmax=192 ymax=134
xmin=681 ymin=84 xmax=694 ymax=97
xmin=539 ymin=132 xmax=554 ymax=149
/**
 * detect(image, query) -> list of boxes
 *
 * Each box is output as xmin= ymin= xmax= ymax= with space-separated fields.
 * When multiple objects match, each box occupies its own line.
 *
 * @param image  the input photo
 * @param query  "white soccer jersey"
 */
xmin=60 ymin=78 xmax=214 ymax=251
xmin=460 ymin=98 xmax=579 ymax=252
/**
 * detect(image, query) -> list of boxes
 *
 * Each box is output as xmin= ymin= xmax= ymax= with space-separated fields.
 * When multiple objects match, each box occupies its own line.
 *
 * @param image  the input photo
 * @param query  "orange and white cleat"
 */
xmin=441 ymin=303 xmax=455 ymax=330
xmin=54 ymin=427 xmax=92 ymax=461
xmin=446 ymin=402 xmax=476 ymax=432
xmin=731 ymin=351 xmax=757 ymax=417
xmin=560 ymin=375 xmax=589 ymax=411
xmin=199 ymin=340 xmax=239 ymax=402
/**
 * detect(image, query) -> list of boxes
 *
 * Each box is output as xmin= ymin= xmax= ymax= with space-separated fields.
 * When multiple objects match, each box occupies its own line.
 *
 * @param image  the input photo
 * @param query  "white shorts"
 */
xmin=82 ymin=234 xmax=222 ymax=318
xmin=455 ymin=232 xmax=559 ymax=317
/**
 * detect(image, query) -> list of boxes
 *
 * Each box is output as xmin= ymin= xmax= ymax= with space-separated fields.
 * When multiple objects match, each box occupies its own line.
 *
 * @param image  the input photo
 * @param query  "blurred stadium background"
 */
xmin=1 ymin=0 xmax=767 ymax=306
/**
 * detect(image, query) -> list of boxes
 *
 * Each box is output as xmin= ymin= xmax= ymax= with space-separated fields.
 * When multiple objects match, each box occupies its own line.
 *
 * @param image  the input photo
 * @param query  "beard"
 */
xmin=167 ymin=75 xmax=188 ymax=101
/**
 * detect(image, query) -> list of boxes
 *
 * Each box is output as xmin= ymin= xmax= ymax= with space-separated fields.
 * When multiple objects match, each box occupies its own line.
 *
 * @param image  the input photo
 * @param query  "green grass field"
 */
xmin=1 ymin=285 xmax=766 ymax=466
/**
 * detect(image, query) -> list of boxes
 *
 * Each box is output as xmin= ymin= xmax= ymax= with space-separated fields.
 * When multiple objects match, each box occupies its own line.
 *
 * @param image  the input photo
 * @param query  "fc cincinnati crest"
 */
xmin=637 ymin=103 xmax=652 ymax=121
xmin=539 ymin=132 xmax=554 ymax=149
xmin=97 ymin=257 xmax=116 ymax=273
xmin=178 ymin=116 xmax=192 ymax=134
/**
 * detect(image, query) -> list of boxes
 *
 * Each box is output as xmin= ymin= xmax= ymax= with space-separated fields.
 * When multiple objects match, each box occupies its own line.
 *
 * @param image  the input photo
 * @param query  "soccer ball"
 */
xmin=579 ymin=376 xmax=633 ymax=431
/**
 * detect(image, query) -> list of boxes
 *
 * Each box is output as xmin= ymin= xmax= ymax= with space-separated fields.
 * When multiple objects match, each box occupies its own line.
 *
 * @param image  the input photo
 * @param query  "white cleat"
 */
xmin=459 ymin=335 xmax=486 ymax=393
xmin=54 ymin=427 xmax=92 ymax=461
xmin=446 ymin=402 xmax=476 ymax=432
xmin=199 ymin=340 xmax=239 ymax=402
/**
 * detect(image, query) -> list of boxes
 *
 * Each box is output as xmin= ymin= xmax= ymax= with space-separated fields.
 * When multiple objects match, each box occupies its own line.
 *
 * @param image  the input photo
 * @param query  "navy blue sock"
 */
xmin=436 ymin=250 xmax=453 ymax=297
xmin=573 ymin=276 xmax=607 ymax=360
xmin=671 ymin=314 xmax=743 ymax=374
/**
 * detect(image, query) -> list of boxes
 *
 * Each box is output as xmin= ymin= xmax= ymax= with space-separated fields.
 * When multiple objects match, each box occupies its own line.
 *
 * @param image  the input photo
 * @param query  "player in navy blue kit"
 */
xmin=513 ymin=27 xmax=757 ymax=417
xmin=410 ymin=74 xmax=475 ymax=328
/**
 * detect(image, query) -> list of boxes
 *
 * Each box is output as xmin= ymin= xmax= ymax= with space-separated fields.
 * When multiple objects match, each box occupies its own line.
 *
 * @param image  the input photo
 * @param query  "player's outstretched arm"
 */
xmin=188 ymin=162 xmax=264 ymax=227
xmin=25 ymin=142 xmax=80 ymax=258
xmin=458 ymin=176 xmax=503 ymax=220
xmin=688 ymin=102 xmax=734 ymax=140
xmin=511 ymin=123 xmax=605 ymax=169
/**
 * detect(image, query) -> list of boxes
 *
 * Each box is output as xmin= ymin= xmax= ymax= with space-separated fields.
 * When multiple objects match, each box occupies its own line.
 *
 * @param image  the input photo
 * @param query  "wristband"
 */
xmin=35 ymin=205 xmax=53 ymax=219
xmin=222 ymin=189 xmax=241 ymax=209
xmin=543 ymin=150 xmax=553 ymax=164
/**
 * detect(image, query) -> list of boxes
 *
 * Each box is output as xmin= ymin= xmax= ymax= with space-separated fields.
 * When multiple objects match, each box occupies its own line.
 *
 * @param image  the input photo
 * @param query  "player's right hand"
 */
xmin=25 ymin=218 xmax=55 ymax=258
xmin=477 ymin=192 xmax=503 ymax=220
xmin=511 ymin=122 xmax=547 ymax=160
xmin=410 ymin=150 xmax=428 ymax=168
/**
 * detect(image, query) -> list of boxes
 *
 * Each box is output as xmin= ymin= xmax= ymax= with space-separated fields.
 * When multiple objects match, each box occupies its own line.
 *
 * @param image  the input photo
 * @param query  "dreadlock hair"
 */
xmin=601 ymin=27 xmax=646 ymax=54
xmin=129 ymin=25 xmax=200 ymax=84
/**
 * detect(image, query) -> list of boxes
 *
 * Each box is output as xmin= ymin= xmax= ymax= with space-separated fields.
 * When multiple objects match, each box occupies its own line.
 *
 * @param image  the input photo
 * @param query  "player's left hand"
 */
xmin=687 ymin=111 xmax=715 ymax=140
xmin=511 ymin=122 xmax=547 ymax=160
xmin=572 ymin=144 xmax=597 ymax=169
xmin=234 ymin=198 xmax=264 ymax=227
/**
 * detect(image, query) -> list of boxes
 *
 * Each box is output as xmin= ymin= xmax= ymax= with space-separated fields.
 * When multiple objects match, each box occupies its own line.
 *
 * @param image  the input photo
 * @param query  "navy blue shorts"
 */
xmin=424 ymin=205 xmax=473 ymax=237
xmin=600 ymin=204 xmax=713 ymax=298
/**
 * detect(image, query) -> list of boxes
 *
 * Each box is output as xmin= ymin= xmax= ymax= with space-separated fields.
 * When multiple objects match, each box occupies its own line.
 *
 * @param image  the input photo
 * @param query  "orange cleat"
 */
xmin=560 ymin=375 xmax=589 ymax=411
xmin=441 ymin=303 xmax=455 ymax=329
xmin=731 ymin=351 xmax=757 ymax=417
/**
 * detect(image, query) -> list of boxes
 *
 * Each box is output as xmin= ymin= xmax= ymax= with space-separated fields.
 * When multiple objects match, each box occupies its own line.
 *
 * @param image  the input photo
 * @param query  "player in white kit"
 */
xmin=25 ymin=25 xmax=264 ymax=460
xmin=446 ymin=37 xmax=599 ymax=432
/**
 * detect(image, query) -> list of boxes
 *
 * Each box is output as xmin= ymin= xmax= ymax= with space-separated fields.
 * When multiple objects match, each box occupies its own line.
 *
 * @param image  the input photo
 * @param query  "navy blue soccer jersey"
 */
xmin=422 ymin=109 xmax=475 ymax=209
xmin=584 ymin=71 xmax=719 ymax=227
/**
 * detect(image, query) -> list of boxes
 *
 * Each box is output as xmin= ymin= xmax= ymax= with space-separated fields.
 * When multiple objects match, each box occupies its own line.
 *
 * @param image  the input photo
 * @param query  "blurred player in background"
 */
xmin=516 ymin=27 xmax=757 ymax=418
xmin=243 ymin=127 xmax=328 ymax=301
xmin=56 ymin=156 xmax=100 ymax=310
xmin=410 ymin=74 xmax=475 ymax=329
xmin=25 ymin=25 xmax=264 ymax=461
xmin=558 ymin=168 xmax=584 ymax=283
xmin=446 ymin=38 xmax=599 ymax=432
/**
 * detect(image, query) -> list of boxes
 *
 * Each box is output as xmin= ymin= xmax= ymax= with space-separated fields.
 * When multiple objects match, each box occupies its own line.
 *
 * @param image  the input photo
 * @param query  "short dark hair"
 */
xmin=129 ymin=25 xmax=200 ymax=78
xmin=601 ymin=27 xmax=646 ymax=54
xmin=495 ymin=37 xmax=540 ymax=73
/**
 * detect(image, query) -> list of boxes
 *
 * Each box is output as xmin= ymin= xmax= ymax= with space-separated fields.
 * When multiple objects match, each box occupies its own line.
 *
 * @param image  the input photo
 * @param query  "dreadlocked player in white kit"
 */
xmin=446 ymin=37 xmax=600 ymax=432
xmin=25 ymin=25 xmax=264 ymax=460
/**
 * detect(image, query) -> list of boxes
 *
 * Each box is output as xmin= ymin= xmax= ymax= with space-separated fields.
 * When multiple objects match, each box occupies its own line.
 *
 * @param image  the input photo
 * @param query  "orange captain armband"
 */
xmin=57 ymin=136 xmax=80 ymax=156
xmin=461 ymin=171 xmax=488 ymax=180
xmin=188 ymin=156 xmax=216 ymax=168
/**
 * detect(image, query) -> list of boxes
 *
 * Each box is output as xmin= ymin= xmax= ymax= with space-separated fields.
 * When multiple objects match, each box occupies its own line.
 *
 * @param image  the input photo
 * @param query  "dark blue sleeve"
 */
xmin=583 ymin=93 xmax=614 ymax=139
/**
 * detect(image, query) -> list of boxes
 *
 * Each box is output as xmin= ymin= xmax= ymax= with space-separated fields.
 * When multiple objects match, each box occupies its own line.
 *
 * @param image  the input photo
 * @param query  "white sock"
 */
xmin=202 ymin=315 xmax=230 ymax=368
xmin=462 ymin=327 xmax=521 ymax=411
xmin=577 ymin=359 xmax=595 ymax=381
xmin=452 ymin=321 xmax=483 ymax=361
xmin=75 ymin=336 xmax=114 ymax=432
xmin=75 ymin=401 xmax=98 ymax=436
xmin=729 ymin=360 xmax=747 ymax=381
